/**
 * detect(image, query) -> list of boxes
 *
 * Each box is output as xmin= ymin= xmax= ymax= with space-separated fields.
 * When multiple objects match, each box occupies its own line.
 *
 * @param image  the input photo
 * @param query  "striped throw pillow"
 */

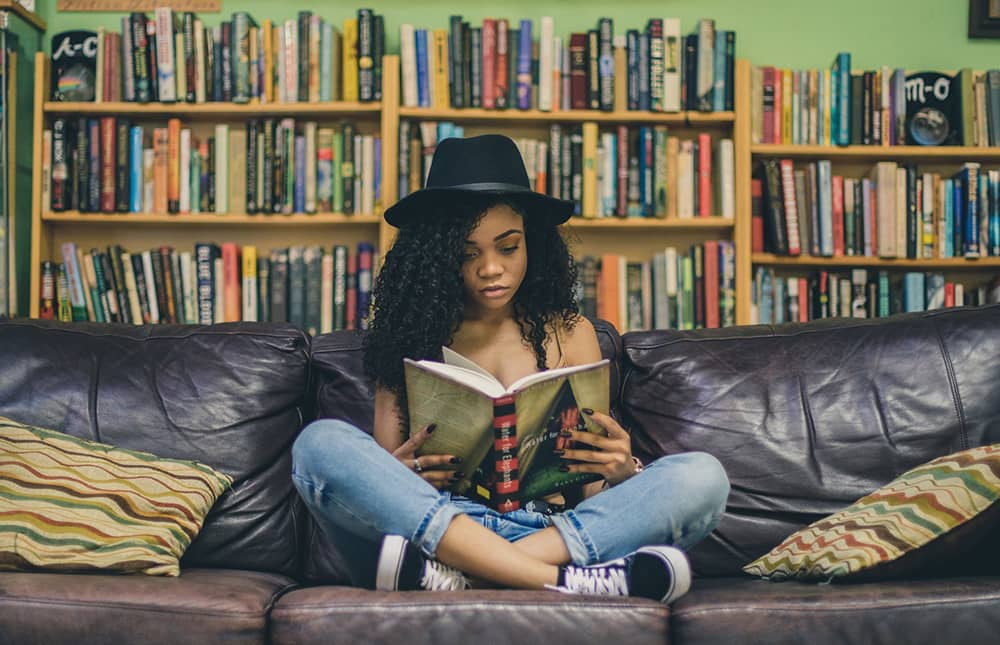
xmin=0 ymin=416 xmax=232 ymax=576
xmin=743 ymin=444 xmax=1000 ymax=581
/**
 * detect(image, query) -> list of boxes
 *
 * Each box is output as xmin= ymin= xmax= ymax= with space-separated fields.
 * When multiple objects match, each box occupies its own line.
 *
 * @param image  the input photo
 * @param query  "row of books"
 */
xmin=45 ymin=117 xmax=379 ymax=216
xmin=401 ymin=16 xmax=734 ymax=112
xmin=400 ymin=120 xmax=735 ymax=219
xmin=575 ymin=242 xmax=736 ymax=332
xmin=753 ymin=159 xmax=1000 ymax=259
xmin=751 ymin=55 xmax=997 ymax=147
xmin=752 ymin=267 xmax=1000 ymax=324
xmin=39 ymin=241 xmax=377 ymax=335
xmin=50 ymin=8 xmax=384 ymax=104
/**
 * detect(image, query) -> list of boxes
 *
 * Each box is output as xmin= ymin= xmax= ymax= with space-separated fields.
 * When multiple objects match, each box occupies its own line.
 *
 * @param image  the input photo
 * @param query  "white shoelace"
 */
xmin=419 ymin=560 xmax=469 ymax=591
xmin=551 ymin=564 xmax=630 ymax=596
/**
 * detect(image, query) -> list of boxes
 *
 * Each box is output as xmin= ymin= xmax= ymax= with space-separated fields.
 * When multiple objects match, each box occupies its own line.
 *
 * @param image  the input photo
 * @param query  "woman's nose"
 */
xmin=478 ymin=255 xmax=503 ymax=277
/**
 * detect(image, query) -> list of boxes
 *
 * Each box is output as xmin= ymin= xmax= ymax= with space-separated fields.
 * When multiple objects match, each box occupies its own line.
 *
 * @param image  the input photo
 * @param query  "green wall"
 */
xmin=39 ymin=0 xmax=1000 ymax=71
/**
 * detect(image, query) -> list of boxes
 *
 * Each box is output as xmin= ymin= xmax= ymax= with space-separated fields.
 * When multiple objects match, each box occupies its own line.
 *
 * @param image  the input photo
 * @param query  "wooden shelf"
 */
xmin=43 ymin=101 xmax=381 ymax=118
xmin=399 ymin=106 xmax=734 ymax=125
xmin=0 ymin=1 xmax=45 ymax=32
xmin=563 ymin=217 xmax=734 ymax=230
xmin=752 ymin=144 xmax=1000 ymax=161
xmin=42 ymin=212 xmax=380 ymax=225
xmin=753 ymin=253 xmax=1000 ymax=269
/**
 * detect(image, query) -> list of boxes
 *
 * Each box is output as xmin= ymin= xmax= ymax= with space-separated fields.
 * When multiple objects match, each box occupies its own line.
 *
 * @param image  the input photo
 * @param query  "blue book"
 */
xmin=294 ymin=135 xmax=306 ymax=213
xmin=712 ymin=31 xmax=727 ymax=112
xmin=320 ymin=21 xmax=333 ymax=101
xmin=903 ymin=272 xmax=926 ymax=312
xmin=959 ymin=163 xmax=981 ymax=257
xmin=773 ymin=274 xmax=785 ymax=324
xmin=990 ymin=170 xmax=1000 ymax=255
xmin=832 ymin=52 xmax=851 ymax=146
xmin=817 ymin=70 xmax=826 ymax=146
xmin=194 ymin=242 xmax=218 ymax=325
xmin=878 ymin=271 xmax=891 ymax=317
xmin=517 ymin=20 xmax=533 ymax=110
xmin=758 ymin=267 xmax=773 ymax=325
xmin=944 ymin=178 xmax=954 ymax=257
xmin=818 ymin=160 xmax=834 ymax=256
xmin=129 ymin=126 xmax=143 ymax=212
xmin=415 ymin=29 xmax=429 ymax=108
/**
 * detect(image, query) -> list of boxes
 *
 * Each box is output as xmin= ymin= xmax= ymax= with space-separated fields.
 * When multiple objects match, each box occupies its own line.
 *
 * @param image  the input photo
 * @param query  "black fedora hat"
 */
xmin=383 ymin=134 xmax=575 ymax=228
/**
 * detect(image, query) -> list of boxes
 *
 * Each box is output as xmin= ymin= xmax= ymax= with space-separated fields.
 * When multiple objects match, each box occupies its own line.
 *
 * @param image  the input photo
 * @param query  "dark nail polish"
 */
xmin=582 ymin=407 xmax=594 ymax=415
xmin=560 ymin=431 xmax=573 ymax=438
xmin=453 ymin=472 xmax=465 ymax=478
xmin=558 ymin=465 xmax=570 ymax=472
xmin=450 ymin=456 xmax=463 ymax=464
xmin=427 ymin=424 xmax=437 ymax=434
xmin=553 ymin=449 xmax=565 ymax=456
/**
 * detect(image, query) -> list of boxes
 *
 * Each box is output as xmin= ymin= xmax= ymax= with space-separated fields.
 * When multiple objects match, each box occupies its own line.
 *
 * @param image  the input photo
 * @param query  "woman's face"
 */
xmin=460 ymin=203 xmax=528 ymax=317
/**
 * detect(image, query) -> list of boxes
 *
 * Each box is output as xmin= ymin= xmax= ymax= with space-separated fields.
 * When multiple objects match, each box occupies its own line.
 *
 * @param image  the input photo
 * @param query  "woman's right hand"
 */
xmin=391 ymin=424 xmax=464 ymax=490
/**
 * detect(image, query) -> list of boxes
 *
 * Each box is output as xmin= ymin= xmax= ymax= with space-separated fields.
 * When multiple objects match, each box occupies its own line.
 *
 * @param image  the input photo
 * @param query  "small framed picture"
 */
xmin=969 ymin=0 xmax=1000 ymax=38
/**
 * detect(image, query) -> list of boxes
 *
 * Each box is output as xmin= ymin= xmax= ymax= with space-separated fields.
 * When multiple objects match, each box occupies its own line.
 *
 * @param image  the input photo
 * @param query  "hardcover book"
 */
xmin=405 ymin=348 xmax=609 ymax=512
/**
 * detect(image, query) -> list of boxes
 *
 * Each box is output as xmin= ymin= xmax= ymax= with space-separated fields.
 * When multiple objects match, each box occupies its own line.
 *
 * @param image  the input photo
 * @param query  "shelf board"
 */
xmin=42 ymin=212 xmax=380 ymax=225
xmin=752 ymin=253 xmax=1000 ymax=269
xmin=399 ymin=106 xmax=734 ymax=125
xmin=42 ymin=101 xmax=381 ymax=117
xmin=752 ymin=144 xmax=1000 ymax=161
xmin=563 ymin=217 xmax=733 ymax=230
xmin=0 ymin=1 xmax=45 ymax=32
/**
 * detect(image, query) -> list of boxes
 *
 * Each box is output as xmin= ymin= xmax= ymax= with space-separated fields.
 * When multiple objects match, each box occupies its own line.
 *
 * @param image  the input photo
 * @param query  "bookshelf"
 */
xmin=29 ymin=53 xmax=399 ymax=318
xmin=29 ymin=46 xmax=755 ymax=327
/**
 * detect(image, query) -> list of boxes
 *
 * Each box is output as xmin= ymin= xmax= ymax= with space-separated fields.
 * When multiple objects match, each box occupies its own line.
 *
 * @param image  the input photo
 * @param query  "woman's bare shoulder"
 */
xmin=553 ymin=315 xmax=602 ymax=366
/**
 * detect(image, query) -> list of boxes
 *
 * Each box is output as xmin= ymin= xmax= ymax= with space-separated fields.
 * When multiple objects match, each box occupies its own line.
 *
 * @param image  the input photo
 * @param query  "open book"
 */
xmin=404 ymin=347 xmax=610 ymax=512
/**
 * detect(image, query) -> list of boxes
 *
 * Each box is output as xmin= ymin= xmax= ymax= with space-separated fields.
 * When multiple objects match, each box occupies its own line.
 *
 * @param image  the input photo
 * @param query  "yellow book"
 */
xmin=781 ymin=68 xmax=792 ymax=146
xmin=262 ymin=20 xmax=274 ymax=102
xmin=242 ymin=245 xmax=258 ymax=322
xmin=432 ymin=29 xmax=450 ymax=109
xmin=581 ymin=122 xmax=598 ymax=218
xmin=309 ymin=15 xmax=320 ymax=102
xmin=666 ymin=136 xmax=680 ymax=219
xmin=823 ymin=69 xmax=831 ymax=146
xmin=342 ymin=18 xmax=358 ymax=102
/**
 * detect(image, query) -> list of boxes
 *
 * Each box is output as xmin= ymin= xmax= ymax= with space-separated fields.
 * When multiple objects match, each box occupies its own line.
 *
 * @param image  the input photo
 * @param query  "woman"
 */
xmin=291 ymin=135 xmax=729 ymax=602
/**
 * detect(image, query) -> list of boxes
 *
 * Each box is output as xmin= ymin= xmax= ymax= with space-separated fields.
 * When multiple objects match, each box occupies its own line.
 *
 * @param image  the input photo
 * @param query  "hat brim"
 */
xmin=384 ymin=187 xmax=575 ymax=228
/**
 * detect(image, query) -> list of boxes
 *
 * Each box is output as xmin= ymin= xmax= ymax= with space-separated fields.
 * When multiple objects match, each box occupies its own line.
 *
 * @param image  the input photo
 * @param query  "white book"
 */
xmin=399 ymin=23 xmax=418 ymax=107
xmin=551 ymin=35 xmax=562 ymax=111
xmin=179 ymin=129 xmax=191 ymax=213
xmin=154 ymin=8 xmax=177 ymax=102
xmin=305 ymin=122 xmax=317 ymax=213
xmin=320 ymin=252 xmax=334 ymax=333
xmin=617 ymin=255 xmax=627 ymax=332
xmin=719 ymin=138 xmax=735 ymax=219
xmin=872 ymin=162 xmax=897 ymax=258
xmin=194 ymin=19 xmax=206 ymax=103
xmin=276 ymin=25 xmax=285 ymax=102
xmin=361 ymin=135 xmax=375 ymax=216
xmin=141 ymin=250 xmax=160 ymax=324
xmin=354 ymin=135 xmax=364 ymax=214
xmin=677 ymin=140 xmax=694 ymax=218
xmin=241 ymin=249 xmax=257 ymax=322
xmin=538 ymin=17 xmax=554 ymax=112
xmin=180 ymin=251 xmax=196 ymax=323
xmin=143 ymin=149 xmax=155 ymax=213
xmin=284 ymin=19 xmax=299 ymax=103
xmin=696 ymin=19 xmax=714 ymax=110
xmin=119 ymin=252 xmax=142 ymax=324
xmin=601 ymin=132 xmax=616 ymax=216
xmin=214 ymin=124 xmax=229 ymax=213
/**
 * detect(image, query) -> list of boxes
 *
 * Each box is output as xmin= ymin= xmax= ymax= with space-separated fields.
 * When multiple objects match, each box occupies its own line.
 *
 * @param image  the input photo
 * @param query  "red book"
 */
xmin=616 ymin=125 xmax=628 ymax=216
xmin=492 ymin=394 xmax=520 ymax=513
xmin=568 ymin=33 xmax=588 ymax=110
xmin=346 ymin=252 xmax=357 ymax=330
xmin=167 ymin=118 xmax=181 ymax=213
xmin=772 ymin=68 xmax=782 ymax=144
xmin=698 ymin=133 xmax=712 ymax=216
xmin=100 ymin=117 xmax=116 ymax=212
xmin=703 ymin=240 xmax=720 ymax=328
xmin=221 ymin=243 xmax=242 ymax=322
xmin=597 ymin=254 xmax=620 ymax=331
xmin=798 ymin=278 xmax=809 ymax=322
xmin=481 ymin=19 xmax=497 ymax=109
xmin=944 ymin=282 xmax=955 ymax=308
xmin=751 ymin=178 xmax=765 ymax=253
xmin=831 ymin=175 xmax=845 ymax=256
xmin=494 ymin=19 xmax=509 ymax=109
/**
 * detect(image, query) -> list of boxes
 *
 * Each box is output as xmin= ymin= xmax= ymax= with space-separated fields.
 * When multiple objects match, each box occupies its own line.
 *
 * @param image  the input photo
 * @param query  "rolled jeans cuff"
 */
xmin=549 ymin=508 xmax=600 ymax=566
xmin=412 ymin=493 xmax=464 ymax=560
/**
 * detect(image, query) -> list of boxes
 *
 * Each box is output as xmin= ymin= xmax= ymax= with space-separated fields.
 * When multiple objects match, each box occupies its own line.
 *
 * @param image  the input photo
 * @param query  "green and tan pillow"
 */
xmin=0 ymin=415 xmax=232 ymax=576
xmin=744 ymin=443 xmax=1000 ymax=582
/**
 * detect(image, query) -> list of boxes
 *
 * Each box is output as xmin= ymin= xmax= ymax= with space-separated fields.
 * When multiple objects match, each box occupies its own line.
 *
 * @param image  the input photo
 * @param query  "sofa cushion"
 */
xmin=743 ymin=443 xmax=1000 ymax=581
xmin=0 ymin=320 xmax=311 ymax=577
xmin=620 ymin=305 xmax=1000 ymax=577
xmin=669 ymin=576 xmax=1000 ymax=645
xmin=0 ymin=416 xmax=231 ymax=576
xmin=0 ymin=568 xmax=295 ymax=645
xmin=269 ymin=587 xmax=668 ymax=645
xmin=302 ymin=319 xmax=624 ymax=584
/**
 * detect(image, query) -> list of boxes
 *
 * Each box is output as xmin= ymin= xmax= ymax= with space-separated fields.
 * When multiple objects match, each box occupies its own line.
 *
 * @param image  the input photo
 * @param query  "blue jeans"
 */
xmin=291 ymin=419 xmax=729 ymax=588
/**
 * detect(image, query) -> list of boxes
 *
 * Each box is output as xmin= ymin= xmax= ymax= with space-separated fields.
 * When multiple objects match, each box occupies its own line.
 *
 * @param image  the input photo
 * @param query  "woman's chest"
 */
xmin=449 ymin=330 xmax=553 ymax=389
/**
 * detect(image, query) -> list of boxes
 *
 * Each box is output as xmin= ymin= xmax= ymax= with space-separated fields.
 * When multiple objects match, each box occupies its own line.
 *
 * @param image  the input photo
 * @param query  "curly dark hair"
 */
xmin=364 ymin=195 xmax=580 ymax=401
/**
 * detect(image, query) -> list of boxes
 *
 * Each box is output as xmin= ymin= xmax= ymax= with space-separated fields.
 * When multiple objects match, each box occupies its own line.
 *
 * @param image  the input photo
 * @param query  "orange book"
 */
xmin=153 ymin=127 xmax=169 ymax=214
xmin=703 ymin=241 xmax=719 ymax=329
xmin=221 ymin=243 xmax=242 ymax=322
xmin=262 ymin=20 xmax=274 ymax=102
xmin=697 ymin=132 xmax=712 ymax=217
xmin=597 ymin=254 xmax=620 ymax=331
xmin=167 ymin=118 xmax=181 ymax=212
xmin=798 ymin=278 xmax=809 ymax=322
xmin=481 ymin=19 xmax=497 ymax=109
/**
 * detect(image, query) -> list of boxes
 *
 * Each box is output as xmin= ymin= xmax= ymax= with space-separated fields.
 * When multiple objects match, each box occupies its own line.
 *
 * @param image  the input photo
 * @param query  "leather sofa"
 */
xmin=1 ymin=305 xmax=999 ymax=645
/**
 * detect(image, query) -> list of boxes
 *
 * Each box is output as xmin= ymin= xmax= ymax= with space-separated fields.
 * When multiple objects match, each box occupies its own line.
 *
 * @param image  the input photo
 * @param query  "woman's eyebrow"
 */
xmin=493 ymin=229 xmax=523 ymax=241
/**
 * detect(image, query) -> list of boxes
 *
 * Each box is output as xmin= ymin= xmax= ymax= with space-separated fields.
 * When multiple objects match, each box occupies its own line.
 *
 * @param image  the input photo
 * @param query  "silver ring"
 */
xmin=413 ymin=458 xmax=422 ymax=472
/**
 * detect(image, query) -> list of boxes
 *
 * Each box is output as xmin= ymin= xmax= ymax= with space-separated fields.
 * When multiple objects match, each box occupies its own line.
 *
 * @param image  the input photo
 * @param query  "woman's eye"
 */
xmin=461 ymin=252 xmax=478 ymax=262
xmin=500 ymin=245 xmax=519 ymax=255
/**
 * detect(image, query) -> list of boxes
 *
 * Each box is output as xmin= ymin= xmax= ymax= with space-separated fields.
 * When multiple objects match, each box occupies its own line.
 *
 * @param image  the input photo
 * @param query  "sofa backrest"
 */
xmin=620 ymin=305 xmax=1000 ymax=578
xmin=0 ymin=320 xmax=312 ymax=578
xmin=301 ymin=318 xmax=623 ymax=584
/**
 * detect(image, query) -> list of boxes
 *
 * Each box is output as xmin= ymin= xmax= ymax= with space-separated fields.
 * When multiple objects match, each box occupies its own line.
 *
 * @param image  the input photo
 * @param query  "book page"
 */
xmin=441 ymin=346 xmax=497 ymax=380
xmin=508 ymin=359 xmax=610 ymax=392
xmin=405 ymin=358 xmax=506 ymax=398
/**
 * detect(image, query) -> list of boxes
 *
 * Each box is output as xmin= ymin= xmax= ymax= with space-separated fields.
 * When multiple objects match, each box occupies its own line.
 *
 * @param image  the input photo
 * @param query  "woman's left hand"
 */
xmin=557 ymin=409 xmax=638 ymax=487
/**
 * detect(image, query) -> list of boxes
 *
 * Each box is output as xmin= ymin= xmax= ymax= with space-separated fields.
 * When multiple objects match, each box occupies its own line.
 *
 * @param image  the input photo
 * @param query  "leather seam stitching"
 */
xmin=931 ymin=319 xmax=969 ymax=450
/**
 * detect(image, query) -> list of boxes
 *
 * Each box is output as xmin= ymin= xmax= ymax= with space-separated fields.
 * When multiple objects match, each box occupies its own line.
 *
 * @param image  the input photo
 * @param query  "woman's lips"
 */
xmin=480 ymin=286 xmax=509 ymax=298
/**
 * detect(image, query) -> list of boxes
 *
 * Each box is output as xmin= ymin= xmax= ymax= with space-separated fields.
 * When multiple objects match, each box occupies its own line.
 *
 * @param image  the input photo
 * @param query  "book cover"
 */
xmin=405 ymin=350 xmax=609 ymax=512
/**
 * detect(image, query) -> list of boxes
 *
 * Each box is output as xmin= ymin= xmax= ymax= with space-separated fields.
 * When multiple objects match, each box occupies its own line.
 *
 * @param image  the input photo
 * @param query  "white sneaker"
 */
xmin=548 ymin=546 xmax=692 ymax=603
xmin=375 ymin=534 xmax=470 ymax=592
